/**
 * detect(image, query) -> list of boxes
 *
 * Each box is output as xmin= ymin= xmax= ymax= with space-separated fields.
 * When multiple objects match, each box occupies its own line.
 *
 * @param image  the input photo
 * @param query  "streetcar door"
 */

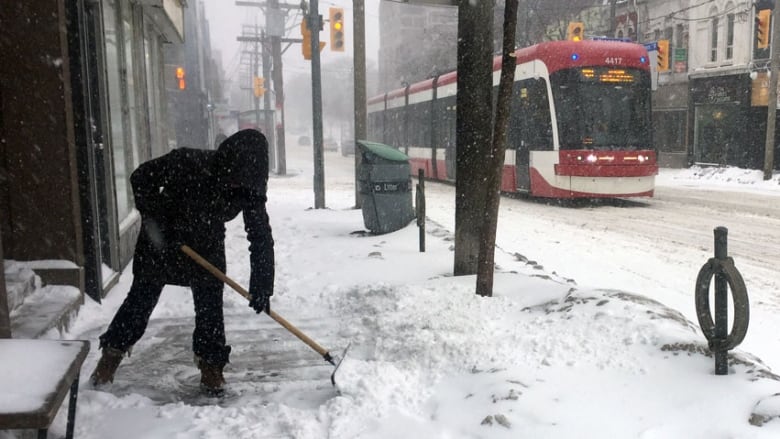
xmin=515 ymin=141 xmax=530 ymax=191
xmin=515 ymin=79 xmax=553 ymax=193
xmin=513 ymin=83 xmax=530 ymax=191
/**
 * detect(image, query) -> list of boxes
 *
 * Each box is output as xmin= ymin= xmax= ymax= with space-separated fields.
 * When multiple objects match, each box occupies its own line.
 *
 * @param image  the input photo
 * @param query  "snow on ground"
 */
xmin=15 ymin=158 xmax=780 ymax=438
xmin=657 ymin=165 xmax=780 ymax=195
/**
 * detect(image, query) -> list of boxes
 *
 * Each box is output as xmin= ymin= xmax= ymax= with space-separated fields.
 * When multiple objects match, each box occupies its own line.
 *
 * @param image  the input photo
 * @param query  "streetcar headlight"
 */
xmin=576 ymin=154 xmax=598 ymax=163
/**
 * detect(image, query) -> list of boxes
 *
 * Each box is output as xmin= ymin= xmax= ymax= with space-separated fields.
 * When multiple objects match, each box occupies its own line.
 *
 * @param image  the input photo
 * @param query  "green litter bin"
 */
xmin=357 ymin=141 xmax=415 ymax=234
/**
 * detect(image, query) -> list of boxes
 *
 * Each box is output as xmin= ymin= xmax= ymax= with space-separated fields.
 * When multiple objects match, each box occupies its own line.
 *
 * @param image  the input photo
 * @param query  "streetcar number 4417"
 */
xmin=605 ymin=57 xmax=623 ymax=65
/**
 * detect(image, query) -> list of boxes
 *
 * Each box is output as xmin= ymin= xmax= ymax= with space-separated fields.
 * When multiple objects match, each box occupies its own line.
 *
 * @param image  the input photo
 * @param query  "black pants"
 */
xmin=98 ymin=276 xmax=231 ymax=366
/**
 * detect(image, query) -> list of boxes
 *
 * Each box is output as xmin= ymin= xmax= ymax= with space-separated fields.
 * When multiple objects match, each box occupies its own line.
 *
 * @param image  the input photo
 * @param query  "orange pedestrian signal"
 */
xmin=176 ymin=66 xmax=186 ymax=90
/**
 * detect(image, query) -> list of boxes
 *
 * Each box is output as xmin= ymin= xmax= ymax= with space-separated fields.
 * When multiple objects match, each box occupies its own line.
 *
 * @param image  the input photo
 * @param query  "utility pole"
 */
xmin=353 ymin=0 xmax=366 ymax=208
xmin=267 ymin=0 xmax=287 ymax=175
xmin=238 ymin=22 xmax=276 ymax=170
xmin=765 ymin=3 xmax=780 ymax=180
xmin=254 ymin=22 xmax=262 ymax=138
xmin=306 ymin=1 xmax=326 ymax=208
xmin=237 ymin=1 xmax=297 ymax=174
xmin=263 ymin=0 xmax=287 ymax=175
xmin=261 ymin=29 xmax=275 ymax=169
xmin=247 ymin=20 xmax=265 ymax=132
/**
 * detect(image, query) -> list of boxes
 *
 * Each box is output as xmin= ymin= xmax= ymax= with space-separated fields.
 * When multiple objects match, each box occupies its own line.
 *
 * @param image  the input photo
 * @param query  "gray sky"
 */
xmin=201 ymin=0 xmax=381 ymax=80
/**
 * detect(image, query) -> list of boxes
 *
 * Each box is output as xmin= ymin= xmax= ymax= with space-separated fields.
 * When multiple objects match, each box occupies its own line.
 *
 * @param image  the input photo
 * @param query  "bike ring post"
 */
xmin=694 ymin=226 xmax=750 ymax=375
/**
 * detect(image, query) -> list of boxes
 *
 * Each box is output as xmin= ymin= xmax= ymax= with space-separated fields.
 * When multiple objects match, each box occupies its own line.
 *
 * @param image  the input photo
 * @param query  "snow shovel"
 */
xmin=180 ymin=244 xmax=348 ymax=386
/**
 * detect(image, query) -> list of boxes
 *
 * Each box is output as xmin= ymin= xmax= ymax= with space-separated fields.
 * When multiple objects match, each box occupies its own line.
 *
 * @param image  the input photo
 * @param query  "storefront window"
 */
xmin=144 ymin=27 xmax=166 ymax=158
xmin=122 ymin=1 xmax=141 ymax=172
xmin=694 ymin=104 xmax=741 ymax=165
xmin=103 ymin=0 xmax=132 ymax=220
xmin=102 ymin=0 xmax=149 ymax=222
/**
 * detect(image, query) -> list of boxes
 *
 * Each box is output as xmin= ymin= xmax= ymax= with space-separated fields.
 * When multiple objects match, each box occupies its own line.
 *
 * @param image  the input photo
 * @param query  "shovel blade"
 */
xmin=327 ymin=342 xmax=351 ymax=387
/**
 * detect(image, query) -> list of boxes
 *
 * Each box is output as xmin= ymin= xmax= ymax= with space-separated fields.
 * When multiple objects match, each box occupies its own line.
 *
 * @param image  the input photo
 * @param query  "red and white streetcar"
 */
xmin=367 ymin=40 xmax=658 ymax=199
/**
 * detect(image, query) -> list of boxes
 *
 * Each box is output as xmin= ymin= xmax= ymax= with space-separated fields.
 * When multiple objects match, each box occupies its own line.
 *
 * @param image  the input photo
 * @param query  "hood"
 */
xmin=211 ymin=129 xmax=269 ymax=195
xmin=214 ymin=133 xmax=228 ymax=149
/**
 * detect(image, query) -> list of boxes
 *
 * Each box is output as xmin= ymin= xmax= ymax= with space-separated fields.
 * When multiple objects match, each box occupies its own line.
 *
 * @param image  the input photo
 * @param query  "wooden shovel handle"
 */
xmin=180 ymin=245 xmax=330 ymax=357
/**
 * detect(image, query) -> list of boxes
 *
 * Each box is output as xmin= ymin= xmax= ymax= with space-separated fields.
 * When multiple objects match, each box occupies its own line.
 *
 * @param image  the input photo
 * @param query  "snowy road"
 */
xmin=316 ymin=150 xmax=780 ymax=372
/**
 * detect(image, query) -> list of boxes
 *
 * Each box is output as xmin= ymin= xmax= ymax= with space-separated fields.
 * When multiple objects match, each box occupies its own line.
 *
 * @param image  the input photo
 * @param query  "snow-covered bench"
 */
xmin=0 ymin=339 xmax=90 ymax=439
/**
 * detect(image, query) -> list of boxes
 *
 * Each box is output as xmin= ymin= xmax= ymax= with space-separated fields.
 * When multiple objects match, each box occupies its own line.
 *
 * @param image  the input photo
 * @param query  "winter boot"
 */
xmin=197 ymin=359 xmax=226 ymax=397
xmin=90 ymin=346 xmax=125 ymax=386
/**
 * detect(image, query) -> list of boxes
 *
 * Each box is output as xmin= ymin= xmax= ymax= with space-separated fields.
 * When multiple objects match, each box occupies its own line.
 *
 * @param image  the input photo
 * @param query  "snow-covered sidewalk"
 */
xmin=24 ymin=155 xmax=780 ymax=439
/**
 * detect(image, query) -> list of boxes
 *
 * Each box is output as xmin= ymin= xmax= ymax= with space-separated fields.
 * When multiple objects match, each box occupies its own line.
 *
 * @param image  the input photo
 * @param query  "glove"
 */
xmin=249 ymin=290 xmax=272 ymax=314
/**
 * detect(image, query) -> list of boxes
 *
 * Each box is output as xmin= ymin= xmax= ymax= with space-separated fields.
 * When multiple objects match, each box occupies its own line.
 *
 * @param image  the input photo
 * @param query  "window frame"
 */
xmin=726 ymin=13 xmax=735 ymax=60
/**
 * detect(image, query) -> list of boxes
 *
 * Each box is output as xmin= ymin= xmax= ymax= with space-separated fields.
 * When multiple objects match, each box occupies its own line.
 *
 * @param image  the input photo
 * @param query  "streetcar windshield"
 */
xmin=550 ymin=67 xmax=652 ymax=151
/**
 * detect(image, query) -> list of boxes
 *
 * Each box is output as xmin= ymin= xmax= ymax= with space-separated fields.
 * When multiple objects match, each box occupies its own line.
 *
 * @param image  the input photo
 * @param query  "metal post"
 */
xmin=764 ymin=5 xmax=780 ymax=180
xmin=254 ymin=22 xmax=261 ymax=136
xmin=309 ymin=5 xmax=325 ymax=208
xmin=270 ymin=0 xmax=287 ymax=175
xmin=714 ymin=226 xmax=729 ymax=375
xmin=417 ymin=169 xmax=426 ymax=253
xmin=261 ymin=30 xmax=276 ymax=171
xmin=353 ymin=0 xmax=366 ymax=208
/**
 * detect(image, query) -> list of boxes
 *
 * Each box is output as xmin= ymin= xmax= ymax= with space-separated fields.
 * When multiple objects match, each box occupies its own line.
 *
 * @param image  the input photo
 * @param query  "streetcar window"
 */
xmin=388 ymin=109 xmax=404 ymax=150
xmin=408 ymin=103 xmax=432 ymax=148
xmin=514 ymin=78 xmax=553 ymax=151
xmin=367 ymin=112 xmax=382 ymax=142
xmin=550 ymin=68 xmax=652 ymax=151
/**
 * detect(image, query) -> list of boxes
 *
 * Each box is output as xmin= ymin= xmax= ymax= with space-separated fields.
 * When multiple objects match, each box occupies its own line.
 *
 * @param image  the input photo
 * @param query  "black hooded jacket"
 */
xmin=130 ymin=129 xmax=274 ymax=294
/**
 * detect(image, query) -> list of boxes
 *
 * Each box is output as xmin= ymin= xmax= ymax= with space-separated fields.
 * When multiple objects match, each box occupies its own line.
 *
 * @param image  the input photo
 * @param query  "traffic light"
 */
xmin=253 ymin=77 xmax=265 ymax=98
xmin=176 ymin=66 xmax=186 ymax=90
xmin=757 ymin=9 xmax=771 ymax=49
xmin=329 ymin=7 xmax=345 ymax=52
xmin=301 ymin=19 xmax=326 ymax=60
xmin=301 ymin=20 xmax=312 ymax=60
xmin=567 ymin=22 xmax=584 ymax=42
xmin=657 ymin=39 xmax=670 ymax=72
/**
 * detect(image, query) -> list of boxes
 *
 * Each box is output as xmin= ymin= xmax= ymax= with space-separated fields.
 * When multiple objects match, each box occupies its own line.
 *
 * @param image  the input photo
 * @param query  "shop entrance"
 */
xmin=693 ymin=103 xmax=743 ymax=166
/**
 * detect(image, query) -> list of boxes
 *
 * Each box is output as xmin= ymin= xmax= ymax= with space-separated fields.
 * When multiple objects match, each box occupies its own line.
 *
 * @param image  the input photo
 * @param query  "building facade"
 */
xmin=618 ymin=0 xmax=779 ymax=169
xmin=0 ymin=0 xmax=186 ymax=336
xmin=165 ymin=0 xmax=224 ymax=150
xmin=685 ymin=0 xmax=777 ymax=168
